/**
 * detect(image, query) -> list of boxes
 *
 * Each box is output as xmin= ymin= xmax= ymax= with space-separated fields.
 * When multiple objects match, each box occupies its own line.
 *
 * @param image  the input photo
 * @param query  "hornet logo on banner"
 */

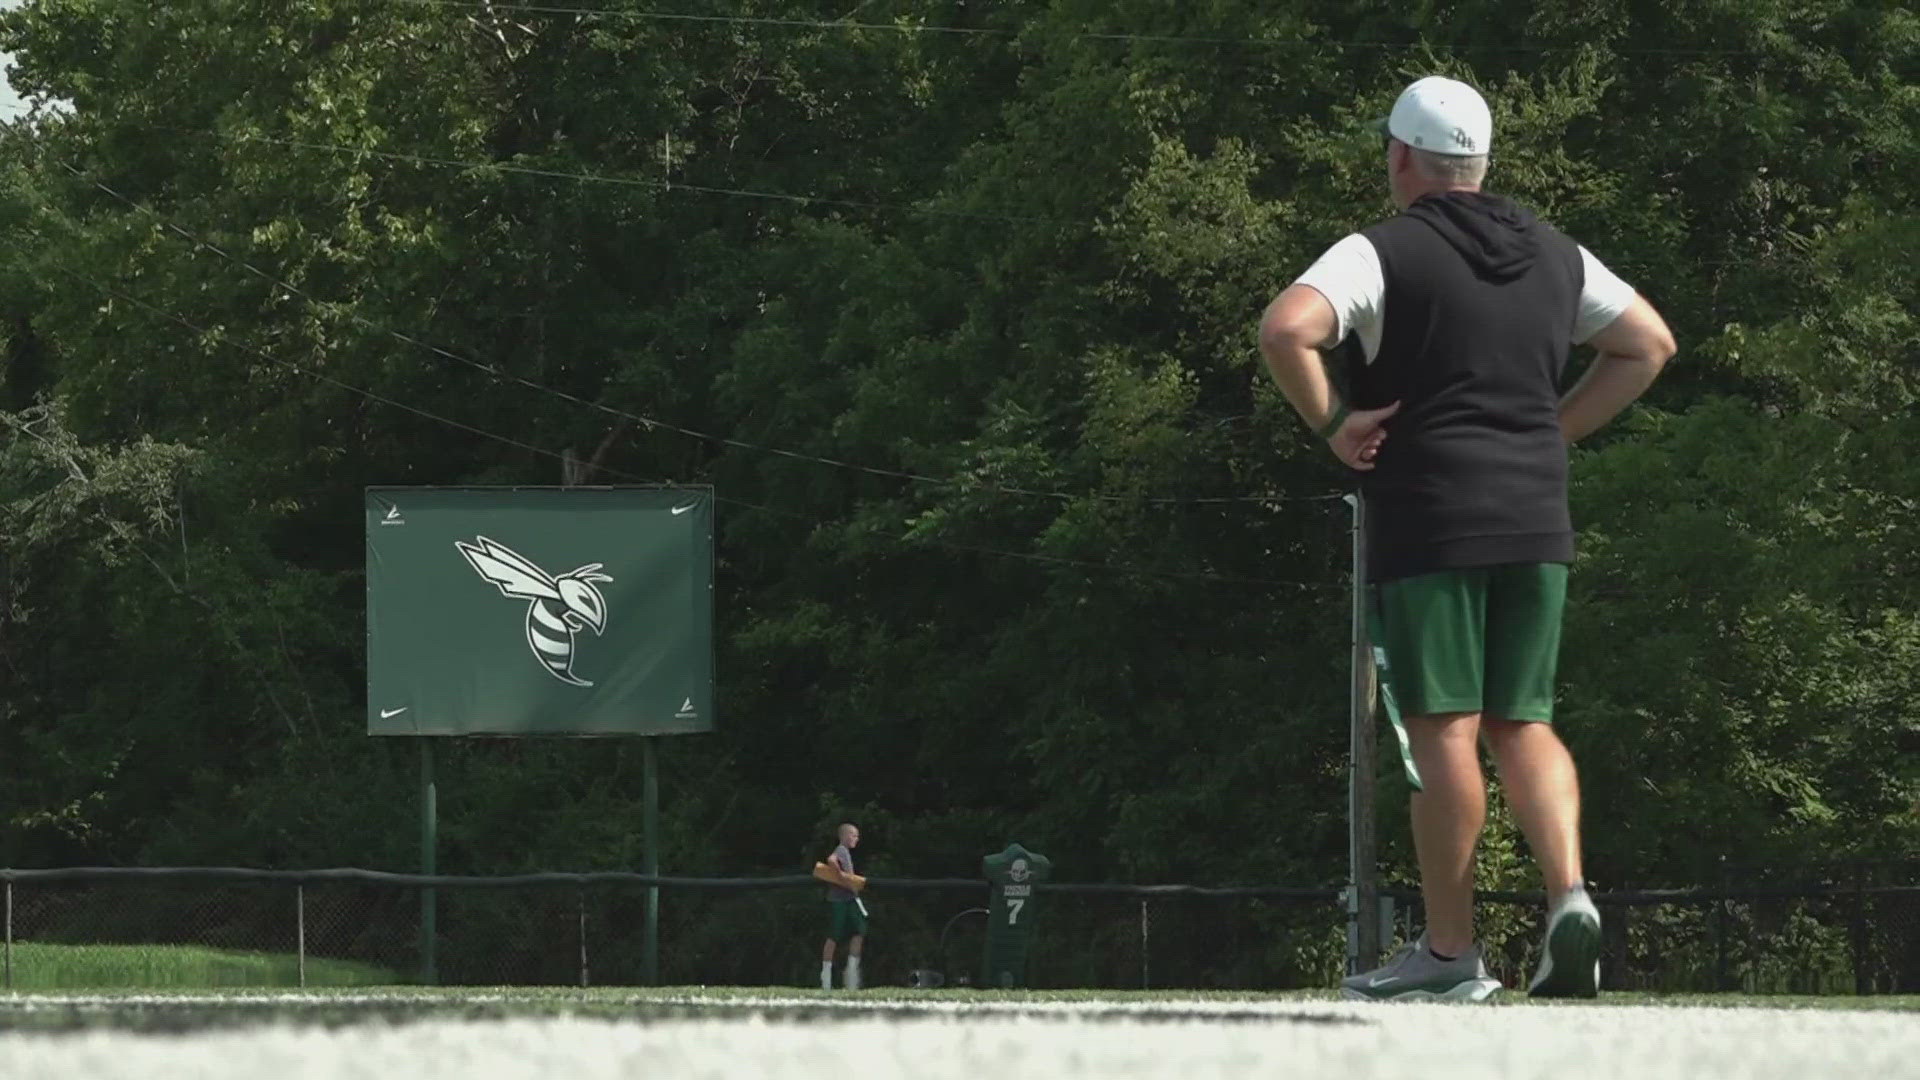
xmin=455 ymin=536 xmax=613 ymax=688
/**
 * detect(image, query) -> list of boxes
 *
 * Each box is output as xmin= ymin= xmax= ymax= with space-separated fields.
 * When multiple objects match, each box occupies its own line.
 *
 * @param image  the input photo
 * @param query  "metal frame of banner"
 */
xmin=366 ymin=482 xmax=716 ymax=986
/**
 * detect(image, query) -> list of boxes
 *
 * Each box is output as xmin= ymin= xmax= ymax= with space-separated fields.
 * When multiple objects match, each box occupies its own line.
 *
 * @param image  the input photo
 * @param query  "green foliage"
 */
xmin=0 ymin=0 xmax=1909 ymax=959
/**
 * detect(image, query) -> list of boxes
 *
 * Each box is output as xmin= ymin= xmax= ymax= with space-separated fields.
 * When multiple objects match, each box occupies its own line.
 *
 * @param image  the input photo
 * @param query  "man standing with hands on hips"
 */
xmin=1259 ymin=76 xmax=1676 ymax=1000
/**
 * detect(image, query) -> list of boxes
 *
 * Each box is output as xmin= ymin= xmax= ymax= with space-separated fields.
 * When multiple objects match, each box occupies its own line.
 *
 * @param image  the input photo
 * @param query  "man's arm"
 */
xmin=1258 ymin=285 xmax=1398 ymax=471
xmin=1259 ymin=285 xmax=1343 ymax=432
xmin=1559 ymin=294 xmax=1677 ymax=444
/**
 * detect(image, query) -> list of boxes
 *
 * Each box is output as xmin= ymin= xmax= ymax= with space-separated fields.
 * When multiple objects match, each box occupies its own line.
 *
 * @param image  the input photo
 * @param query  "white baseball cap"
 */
xmin=1380 ymin=76 xmax=1492 ymax=157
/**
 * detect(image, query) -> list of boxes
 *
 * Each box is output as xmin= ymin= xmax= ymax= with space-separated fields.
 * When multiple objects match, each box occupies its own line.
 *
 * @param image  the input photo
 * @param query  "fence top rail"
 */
xmin=0 ymin=867 xmax=833 ymax=888
xmin=1042 ymin=883 xmax=1337 ymax=898
xmin=0 ymin=867 xmax=1330 ymax=897
xmin=2 ymin=868 xmax=1910 ymax=902
xmin=1386 ymin=884 xmax=1920 ymax=904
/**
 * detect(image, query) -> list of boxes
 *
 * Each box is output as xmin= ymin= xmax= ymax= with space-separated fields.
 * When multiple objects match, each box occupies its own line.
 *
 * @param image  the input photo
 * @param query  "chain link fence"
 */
xmin=1393 ymin=861 xmax=1920 ymax=995
xmin=1 ymin=878 xmax=410 ymax=988
xmin=1 ymin=867 xmax=1914 ymax=992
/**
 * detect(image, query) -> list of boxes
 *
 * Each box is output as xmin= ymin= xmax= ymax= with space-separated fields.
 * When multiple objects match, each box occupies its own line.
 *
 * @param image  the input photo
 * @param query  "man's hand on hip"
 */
xmin=1328 ymin=401 xmax=1400 ymax=471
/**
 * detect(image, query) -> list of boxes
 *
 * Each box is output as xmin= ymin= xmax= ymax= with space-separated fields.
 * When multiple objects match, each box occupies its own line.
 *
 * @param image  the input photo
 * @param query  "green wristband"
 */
xmin=1315 ymin=402 xmax=1350 ymax=440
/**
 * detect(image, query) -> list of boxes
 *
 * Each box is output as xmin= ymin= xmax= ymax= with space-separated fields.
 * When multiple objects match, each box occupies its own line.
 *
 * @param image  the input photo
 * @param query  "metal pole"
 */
xmin=643 ymin=737 xmax=660 ymax=986
xmin=5 ymin=880 xmax=12 ymax=990
xmin=1852 ymin=863 xmax=1869 ymax=995
xmin=421 ymin=738 xmax=438 ymax=985
xmin=297 ymin=884 xmax=307 ymax=989
xmin=579 ymin=890 xmax=590 ymax=988
xmin=1345 ymin=493 xmax=1381 ymax=973
xmin=1139 ymin=900 xmax=1149 ymax=990
xmin=1720 ymin=895 xmax=1735 ymax=991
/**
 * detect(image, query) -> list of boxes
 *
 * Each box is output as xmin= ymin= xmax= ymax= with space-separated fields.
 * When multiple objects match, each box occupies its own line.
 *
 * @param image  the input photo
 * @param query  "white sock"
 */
xmin=846 ymin=957 xmax=862 ymax=990
xmin=820 ymin=961 xmax=832 ymax=990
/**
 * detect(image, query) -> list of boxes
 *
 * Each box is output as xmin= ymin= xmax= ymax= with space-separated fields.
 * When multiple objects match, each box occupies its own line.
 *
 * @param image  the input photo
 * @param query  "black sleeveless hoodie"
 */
xmin=1345 ymin=191 xmax=1584 ymax=581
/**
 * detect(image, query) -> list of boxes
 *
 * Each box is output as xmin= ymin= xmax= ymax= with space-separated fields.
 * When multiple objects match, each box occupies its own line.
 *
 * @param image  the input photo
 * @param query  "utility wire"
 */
xmin=60 ymin=155 xmax=1340 ymax=508
xmin=4 ymin=225 xmax=1342 ymax=593
xmin=394 ymin=0 xmax=1838 ymax=57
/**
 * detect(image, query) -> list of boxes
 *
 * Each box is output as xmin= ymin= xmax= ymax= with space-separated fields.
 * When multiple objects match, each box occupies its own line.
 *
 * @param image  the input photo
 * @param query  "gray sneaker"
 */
xmin=1340 ymin=933 xmax=1502 ymax=1002
xmin=1528 ymin=886 xmax=1602 ymax=998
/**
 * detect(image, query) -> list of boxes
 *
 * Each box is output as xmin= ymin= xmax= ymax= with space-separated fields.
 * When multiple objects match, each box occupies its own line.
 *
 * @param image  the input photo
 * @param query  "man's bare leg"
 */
xmin=1485 ymin=715 xmax=1599 ymax=996
xmin=845 ymin=935 xmax=864 ymax=990
xmin=1407 ymin=711 xmax=1486 ymax=958
xmin=1482 ymin=717 xmax=1583 ymax=904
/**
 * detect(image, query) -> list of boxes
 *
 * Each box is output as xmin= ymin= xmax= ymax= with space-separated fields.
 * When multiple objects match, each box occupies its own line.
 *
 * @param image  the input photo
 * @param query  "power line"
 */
xmin=168 ymin=127 xmax=1067 ymax=226
xmin=5 ymin=229 xmax=1342 ymax=592
xmin=396 ymin=0 xmax=1013 ymax=38
xmin=162 ymin=125 xmax=1830 ymax=279
xmin=15 ymin=227 xmax=1908 ymax=601
xmin=392 ymin=0 xmax=1833 ymax=57
xmin=21 ymin=249 xmax=599 ymax=478
xmin=934 ymin=541 xmax=1340 ymax=591
xmin=728 ymin=498 xmax=1342 ymax=591
xmin=58 ymin=156 xmax=1338 ymax=508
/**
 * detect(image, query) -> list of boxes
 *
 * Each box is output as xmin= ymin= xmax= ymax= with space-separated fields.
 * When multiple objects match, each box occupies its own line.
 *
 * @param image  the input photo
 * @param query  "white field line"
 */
xmin=0 ymin=990 xmax=1319 ymax=1014
xmin=0 ymin=1006 xmax=1917 ymax=1080
xmin=0 ymin=988 xmax=1907 ymax=1017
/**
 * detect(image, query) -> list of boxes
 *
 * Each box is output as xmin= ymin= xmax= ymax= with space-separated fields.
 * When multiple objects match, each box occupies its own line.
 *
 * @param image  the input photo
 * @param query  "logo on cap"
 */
xmin=1451 ymin=127 xmax=1477 ymax=151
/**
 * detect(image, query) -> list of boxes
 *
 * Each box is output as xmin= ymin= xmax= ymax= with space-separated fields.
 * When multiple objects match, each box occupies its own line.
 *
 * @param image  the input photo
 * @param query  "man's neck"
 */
xmin=1397 ymin=181 xmax=1483 ymax=210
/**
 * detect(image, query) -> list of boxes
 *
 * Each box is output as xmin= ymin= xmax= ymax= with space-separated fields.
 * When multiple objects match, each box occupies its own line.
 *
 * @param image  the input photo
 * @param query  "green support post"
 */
xmin=643 ymin=736 xmax=660 ymax=985
xmin=420 ymin=738 xmax=438 ymax=985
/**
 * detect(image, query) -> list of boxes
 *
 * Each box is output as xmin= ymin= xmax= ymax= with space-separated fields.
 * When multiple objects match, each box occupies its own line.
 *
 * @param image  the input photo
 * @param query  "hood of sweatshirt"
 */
xmin=1404 ymin=191 xmax=1540 ymax=282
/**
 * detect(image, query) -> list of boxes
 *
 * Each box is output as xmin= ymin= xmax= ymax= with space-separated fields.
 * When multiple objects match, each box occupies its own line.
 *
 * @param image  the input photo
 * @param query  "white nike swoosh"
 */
xmin=1367 ymin=976 xmax=1399 ymax=987
xmin=380 ymin=707 xmax=409 ymax=719
xmin=671 ymin=504 xmax=694 ymax=515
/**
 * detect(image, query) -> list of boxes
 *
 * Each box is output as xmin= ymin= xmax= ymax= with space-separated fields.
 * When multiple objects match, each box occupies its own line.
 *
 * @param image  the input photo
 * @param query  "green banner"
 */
xmin=366 ymin=487 xmax=714 ymax=736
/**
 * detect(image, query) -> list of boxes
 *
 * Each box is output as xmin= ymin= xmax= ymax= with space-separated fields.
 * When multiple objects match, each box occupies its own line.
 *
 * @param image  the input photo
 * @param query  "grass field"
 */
xmin=0 ymin=943 xmax=399 ymax=989
xmin=2 ymin=984 xmax=1915 ymax=1026
xmin=0 ymin=986 xmax=1915 ymax=1078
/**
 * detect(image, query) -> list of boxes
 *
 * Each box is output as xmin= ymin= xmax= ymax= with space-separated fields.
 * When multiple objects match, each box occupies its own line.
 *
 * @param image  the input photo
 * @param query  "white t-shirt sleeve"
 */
xmin=1292 ymin=233 xmax=1385 ymax=361
xmin=1573 ymin=246 xmax=1636 ymax=344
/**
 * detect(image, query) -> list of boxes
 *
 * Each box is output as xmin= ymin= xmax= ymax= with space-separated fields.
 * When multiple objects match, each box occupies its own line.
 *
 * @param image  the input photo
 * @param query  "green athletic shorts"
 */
xmin=1370 ymin=563 xmax=1568 ymax=723
xmin=827 ymin=900 xmax=867 ymax=942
